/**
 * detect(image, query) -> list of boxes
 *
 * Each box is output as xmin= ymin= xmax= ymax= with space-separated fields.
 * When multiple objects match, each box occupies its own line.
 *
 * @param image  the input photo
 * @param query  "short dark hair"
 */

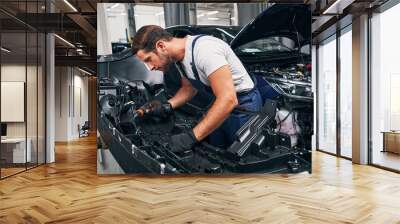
xmin=131 ymin=25 xmax=173 ymax=55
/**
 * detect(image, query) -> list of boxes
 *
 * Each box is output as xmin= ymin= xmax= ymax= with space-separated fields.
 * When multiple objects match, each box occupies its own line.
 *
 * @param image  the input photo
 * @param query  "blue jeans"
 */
xmin=208 ymin=89 xmax=263 ymax=148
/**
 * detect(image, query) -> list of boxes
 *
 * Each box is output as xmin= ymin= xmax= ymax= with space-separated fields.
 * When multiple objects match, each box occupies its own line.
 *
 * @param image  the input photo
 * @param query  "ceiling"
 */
xmin=0 ymin=0 xmax=97 ymax=73
xmin=311 ymin=0 xmax=390 ymax=42
xmin=0 ymin=0 xmax=395 ymax=73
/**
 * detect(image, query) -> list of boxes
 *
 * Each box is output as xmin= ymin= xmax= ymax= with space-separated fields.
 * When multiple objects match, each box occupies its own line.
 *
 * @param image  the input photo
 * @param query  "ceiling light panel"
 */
xmin=54 ymin=34 xmax=75 ymax=48
xmin=63 ymin=0 xmax=78 ymax=12
xmin=1 ymin=47 xmax=11 ymax=53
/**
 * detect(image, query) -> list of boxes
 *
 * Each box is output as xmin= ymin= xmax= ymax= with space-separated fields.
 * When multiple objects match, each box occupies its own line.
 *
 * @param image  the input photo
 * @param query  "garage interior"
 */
xmin=0 ymin=0 xmax=400 ymax=223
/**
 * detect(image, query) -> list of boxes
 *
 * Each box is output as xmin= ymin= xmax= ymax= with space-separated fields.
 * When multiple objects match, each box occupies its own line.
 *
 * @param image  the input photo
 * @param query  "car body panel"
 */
xmin=230 ymin=4 xmax=311 ymax=50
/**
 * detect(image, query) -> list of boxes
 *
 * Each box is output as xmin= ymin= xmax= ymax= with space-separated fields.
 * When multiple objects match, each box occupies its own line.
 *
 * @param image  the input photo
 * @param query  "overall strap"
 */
xmin=175 ymin=61 xmax=188 ymax=79
xmin=190 ymin=35 xmax=207 ymax=82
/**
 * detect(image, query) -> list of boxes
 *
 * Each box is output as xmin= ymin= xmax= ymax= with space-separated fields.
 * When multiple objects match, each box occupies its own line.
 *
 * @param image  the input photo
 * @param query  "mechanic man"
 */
xmin=132 ymin=25 xmax=262 ymax=152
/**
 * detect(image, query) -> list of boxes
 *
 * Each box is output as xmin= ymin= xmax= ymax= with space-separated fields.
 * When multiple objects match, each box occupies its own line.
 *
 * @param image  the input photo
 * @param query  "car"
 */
xmin=165 ymin=4 xmax=313 ymax=150
xmin=97 ymin=4 xmax=312 ymax=174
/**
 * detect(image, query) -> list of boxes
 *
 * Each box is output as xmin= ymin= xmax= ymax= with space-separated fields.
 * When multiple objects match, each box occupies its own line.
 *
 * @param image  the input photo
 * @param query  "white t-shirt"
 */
xmin=178 ymin=35 xmax=254 ymax=93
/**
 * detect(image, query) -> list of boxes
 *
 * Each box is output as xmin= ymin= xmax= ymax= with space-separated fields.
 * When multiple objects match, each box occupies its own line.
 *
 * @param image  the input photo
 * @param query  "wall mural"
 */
xmin=97 ymin=3 xmax=313 ymax=174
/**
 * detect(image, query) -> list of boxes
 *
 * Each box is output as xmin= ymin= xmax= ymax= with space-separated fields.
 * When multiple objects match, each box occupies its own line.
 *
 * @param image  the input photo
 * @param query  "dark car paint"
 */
xmin=230 ymin=4 xmax=311 ymax=49
xmin=166 ymin=5 xmax=311 ymax=64
xmin=166 ymin=5 xmax=311 ymax=52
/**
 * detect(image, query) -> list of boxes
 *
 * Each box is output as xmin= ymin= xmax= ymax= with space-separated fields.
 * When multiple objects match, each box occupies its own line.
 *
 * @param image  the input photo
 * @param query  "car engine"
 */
xmin=246 ymin=61 xmax=314 ymax=151
xmin=248 ymin=63 xmax=312 ymax=99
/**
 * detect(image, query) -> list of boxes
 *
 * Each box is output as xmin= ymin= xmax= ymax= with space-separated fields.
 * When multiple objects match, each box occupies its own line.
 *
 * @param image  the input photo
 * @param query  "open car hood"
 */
xmin=230 ymin=4 xmax=311 ymax=50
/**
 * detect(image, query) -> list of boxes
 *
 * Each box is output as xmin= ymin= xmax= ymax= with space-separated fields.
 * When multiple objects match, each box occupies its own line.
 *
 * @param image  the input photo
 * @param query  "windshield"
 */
xmin=234 ymin=37 xmax=296 ymax=55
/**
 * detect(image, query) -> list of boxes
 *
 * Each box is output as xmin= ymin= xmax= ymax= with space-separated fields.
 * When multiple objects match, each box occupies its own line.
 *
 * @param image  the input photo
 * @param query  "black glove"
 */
xmin=141 ymin=100 xmax=173 ymax=118
xmin=169 ymin=130 xmax=198 ymax=153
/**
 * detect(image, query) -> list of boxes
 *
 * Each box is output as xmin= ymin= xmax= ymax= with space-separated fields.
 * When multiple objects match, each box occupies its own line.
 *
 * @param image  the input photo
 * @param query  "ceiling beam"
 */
xmin=67 ymin=13 xmax=97 ymax=46
xmin=55 ymin=55 xmax=96 ymax=72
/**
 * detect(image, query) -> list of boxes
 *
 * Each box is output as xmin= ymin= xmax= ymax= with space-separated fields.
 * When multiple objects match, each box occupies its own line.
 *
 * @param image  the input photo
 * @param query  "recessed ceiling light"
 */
xmin=207 ymin=11 xmax=218 ymax=15
xmin=110 ymin=3 xmax=120 ymax=9
xmin=78 ymin=67 xmax=92 ymax=76
xmin=208 ymin=17 xmax=219 ymax=21
xmin=54 ymin=34 xmax=75 ymax=48
xmin=63 ymin=0 xmax=78 ymax=12
xmin=1 ymin=47 xmax=11 ymax=53
xmin=322 ymin=0 xmax=352 ymax=15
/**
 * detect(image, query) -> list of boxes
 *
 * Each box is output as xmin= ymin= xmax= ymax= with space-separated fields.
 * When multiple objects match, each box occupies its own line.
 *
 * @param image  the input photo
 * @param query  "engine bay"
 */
xmin=98 ymin=76 xmax=311 ymax=174
xmin=247 ymin=61 xmax=313 ymax=101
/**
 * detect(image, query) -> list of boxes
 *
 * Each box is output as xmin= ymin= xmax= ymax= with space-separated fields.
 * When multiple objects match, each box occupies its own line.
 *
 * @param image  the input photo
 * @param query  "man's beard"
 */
xmin=158 ymin=52 xmax=174 ymax=72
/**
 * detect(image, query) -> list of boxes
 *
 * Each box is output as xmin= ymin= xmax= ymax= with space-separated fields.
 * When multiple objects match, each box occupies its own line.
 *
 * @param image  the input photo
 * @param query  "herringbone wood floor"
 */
xmin=1 ymin=136 xmax=400 ymax=224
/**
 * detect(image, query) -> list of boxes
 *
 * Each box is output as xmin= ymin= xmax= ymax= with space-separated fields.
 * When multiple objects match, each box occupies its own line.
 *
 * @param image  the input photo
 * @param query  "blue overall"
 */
xmin=177 ymin=35 xmax=262 ymax=148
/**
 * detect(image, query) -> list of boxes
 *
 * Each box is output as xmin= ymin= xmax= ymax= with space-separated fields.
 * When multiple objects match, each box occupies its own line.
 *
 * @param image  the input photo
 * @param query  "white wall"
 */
xmin=54 ymin=67 xmax=89 ymax=141
xmin=71 ymin=73 xmax=89 ymax=138
xmin=107 ymin=3 xmax=130 ymax=43
xmin=97 ymin=3 xmax=112 ymax=56
xmin=1 ymin=65 xmax=39 ymax=137
xmin=97 ymin=3 xmax=130 ymax=55
xmin=1 ymin=65 xmax=26 ymax=140
xmin=55 ymin=66 xmax=68 ymax=141
xmin=1 ymin=63 xmax=46 ymax=163
xmin=134 ymin=4 xmax=165 ymax=30
xmin=196 ymin=9 xmax=232 ymax=26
